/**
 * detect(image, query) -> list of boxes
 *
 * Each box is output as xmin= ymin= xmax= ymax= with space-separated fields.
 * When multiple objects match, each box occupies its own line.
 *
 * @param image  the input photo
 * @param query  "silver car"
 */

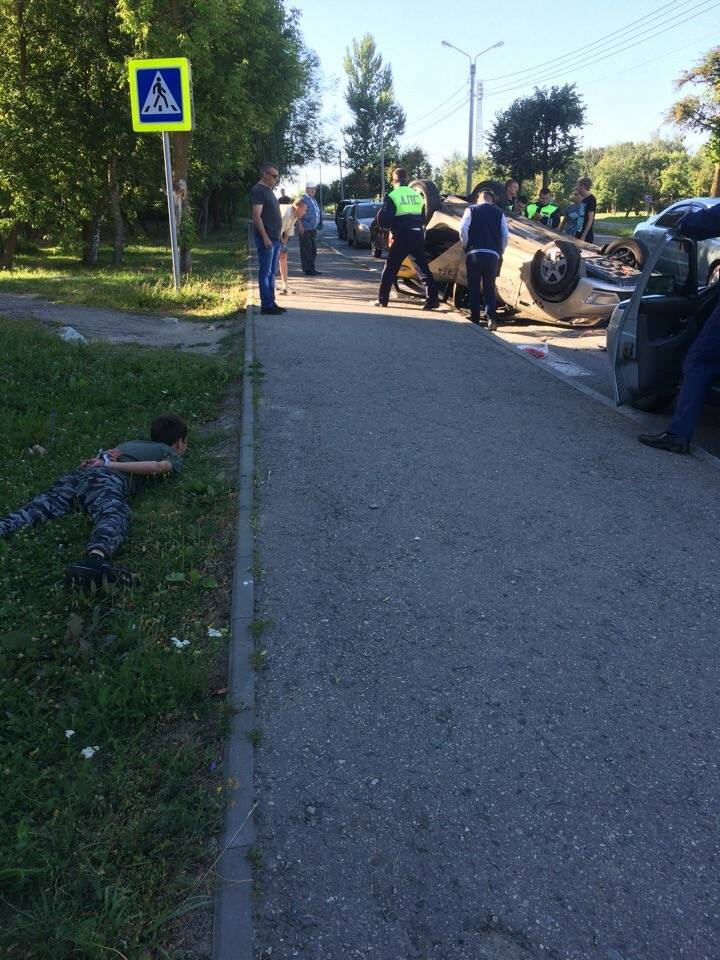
xmin=411 ymin=178 xmax=645 ymax=326
xmin=608 ymin=228 xmax=720 ymax=411
xmin=346 ymin=201 xmax=381 ymax=248
xmin=634 ymin=197 xmax=720 ymax=288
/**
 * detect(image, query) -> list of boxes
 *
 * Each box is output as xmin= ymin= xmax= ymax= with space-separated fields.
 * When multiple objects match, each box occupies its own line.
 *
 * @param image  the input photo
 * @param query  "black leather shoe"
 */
xmin=469 ymin=312 xmax=480 ymax=324
xmin=638 ymin=431 xmax=689 ymax=454
xmin=260 ymin=305 xmax=283 ymax=315
xmin=422 ymin=300 xmax=439 ymax=311
xmin=272 ymin=303 xmax=287 ymax=312
xmin=310 ymin=270 xmax=322 ymax=275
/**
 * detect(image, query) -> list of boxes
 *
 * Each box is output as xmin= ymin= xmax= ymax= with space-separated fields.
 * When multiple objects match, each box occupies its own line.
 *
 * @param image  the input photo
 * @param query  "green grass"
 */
xmin=0 ymin=233 xmax=247 ymax=322
xmin=594 ymin=212 xmax=647 ymax=238
xmin=0 ymin=318 xmax=241 ymax=957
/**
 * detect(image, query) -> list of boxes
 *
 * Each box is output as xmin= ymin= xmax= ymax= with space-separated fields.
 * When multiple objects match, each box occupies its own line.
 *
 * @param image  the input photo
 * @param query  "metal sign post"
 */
xmin=128 ymin=57 xmax=194 ymax=290
xmin=162 ymin=132 xmax=181 ymax=290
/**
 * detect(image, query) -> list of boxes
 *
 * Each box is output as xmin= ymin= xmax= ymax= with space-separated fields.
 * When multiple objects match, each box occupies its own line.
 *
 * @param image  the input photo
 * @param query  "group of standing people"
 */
xmin=498 ymin=176 xmax=597 ymax=243
xmin=250 ymin=163 xmax=323 ymax=315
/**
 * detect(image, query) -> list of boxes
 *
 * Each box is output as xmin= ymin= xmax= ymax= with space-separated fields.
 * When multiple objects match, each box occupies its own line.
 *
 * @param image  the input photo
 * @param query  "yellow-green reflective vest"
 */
xmin=389 ymin=185 xmax=424 ymax=217
xmin=527 ymin=201 xmax=559 ymax=221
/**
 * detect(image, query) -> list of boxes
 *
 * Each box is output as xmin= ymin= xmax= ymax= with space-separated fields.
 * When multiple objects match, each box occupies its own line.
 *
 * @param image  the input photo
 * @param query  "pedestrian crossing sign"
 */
xmin=129 ymin=57 xmax=194 ymax=132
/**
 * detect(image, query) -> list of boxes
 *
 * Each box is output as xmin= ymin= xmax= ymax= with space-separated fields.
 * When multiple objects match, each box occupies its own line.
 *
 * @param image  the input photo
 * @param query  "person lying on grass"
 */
xmin=0 ymin=413 xmax=188 ymax=588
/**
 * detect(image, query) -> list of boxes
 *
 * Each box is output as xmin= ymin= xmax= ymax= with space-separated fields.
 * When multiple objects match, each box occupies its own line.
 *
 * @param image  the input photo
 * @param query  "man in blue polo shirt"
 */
xmin=459 ymin=188 xmax=509 ymax=331
xmin=297 ymin=181 xmax=323 ymax=276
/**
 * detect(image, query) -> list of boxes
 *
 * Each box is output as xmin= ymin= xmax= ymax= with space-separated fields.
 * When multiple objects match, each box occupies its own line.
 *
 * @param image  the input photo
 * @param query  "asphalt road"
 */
xmin=251 ymin=231 xmax=720 ymax=960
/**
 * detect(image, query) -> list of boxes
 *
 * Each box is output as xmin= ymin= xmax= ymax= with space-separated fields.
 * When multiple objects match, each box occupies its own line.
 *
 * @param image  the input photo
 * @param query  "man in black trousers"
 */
xmin=373 ymin=168 xmax=439 ymax=310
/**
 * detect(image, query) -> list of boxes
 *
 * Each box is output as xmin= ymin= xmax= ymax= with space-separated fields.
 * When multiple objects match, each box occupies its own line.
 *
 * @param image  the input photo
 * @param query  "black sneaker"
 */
xmin=260 ymin=305 xmax=283 ymax=315
xmin=638 ymin=431 xmax=689 ymax=454
xmin=66 ymin=555 xmax=137 ymax=589
xmin=272 ymin=303 xmax=287 ymax=313
xmin=486 ymin=315 xmax=498 ymax=332
xmin=469 ymin=312 xmax=481 ymax=324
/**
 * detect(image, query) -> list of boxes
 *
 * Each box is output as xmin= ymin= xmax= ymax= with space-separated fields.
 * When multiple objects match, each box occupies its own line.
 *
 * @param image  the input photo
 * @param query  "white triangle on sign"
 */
xmin=141 ymin=71 xmax=181 ymax=116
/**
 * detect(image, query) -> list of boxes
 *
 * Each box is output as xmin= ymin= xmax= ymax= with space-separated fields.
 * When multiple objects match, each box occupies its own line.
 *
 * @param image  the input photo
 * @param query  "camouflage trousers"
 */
xmin=0 ymin=468 xmax=130 ymax=559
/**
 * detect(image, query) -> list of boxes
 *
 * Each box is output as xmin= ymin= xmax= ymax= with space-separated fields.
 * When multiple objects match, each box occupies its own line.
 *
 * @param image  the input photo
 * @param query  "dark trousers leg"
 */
xmin=77 ymin=471 xmax=131 ymax=559
xmin=299 ymin=229 xmax=317 ymax=273
xmin=0 ymin=472 xmax=79 ymax=537
xmin=480 ymin=255 xmax=498 ymax=319
xmin=378 ymin=239 xmax=409 ymax=304
xmin=405 ymin=231 xmax=439 ymax=305
xmin=466 ymin=253 xmax=482 ymax=314
xmin=669 ymin=303 xmax=720 ymax=441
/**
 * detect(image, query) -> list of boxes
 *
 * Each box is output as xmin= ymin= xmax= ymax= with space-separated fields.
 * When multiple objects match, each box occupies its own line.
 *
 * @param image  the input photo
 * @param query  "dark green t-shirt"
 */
xmin=114 ymin=440 xmax=183 ymax=493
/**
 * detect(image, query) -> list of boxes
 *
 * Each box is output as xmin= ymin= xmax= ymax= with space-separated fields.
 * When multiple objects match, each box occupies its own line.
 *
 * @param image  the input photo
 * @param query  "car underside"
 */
xmin=396 ymin=179 xmax=648 ymax=327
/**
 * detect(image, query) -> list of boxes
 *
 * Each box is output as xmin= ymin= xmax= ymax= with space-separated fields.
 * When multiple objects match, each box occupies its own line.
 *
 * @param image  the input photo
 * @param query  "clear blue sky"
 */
xmin=291 ymin=0 xmax=717 ymax=190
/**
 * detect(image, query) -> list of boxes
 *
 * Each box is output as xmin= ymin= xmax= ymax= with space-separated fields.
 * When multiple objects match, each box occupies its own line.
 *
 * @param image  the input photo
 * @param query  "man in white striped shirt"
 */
xmin=458 ymin=188 xmax=509 ymax=330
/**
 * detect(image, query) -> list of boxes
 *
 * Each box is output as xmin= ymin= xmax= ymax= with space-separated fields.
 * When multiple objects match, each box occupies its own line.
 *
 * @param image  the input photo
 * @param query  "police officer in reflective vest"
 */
xmin=374 ymin=167 xmax=439 ymax=310
xmin=525 ymin=188 xmax=561 ymax=230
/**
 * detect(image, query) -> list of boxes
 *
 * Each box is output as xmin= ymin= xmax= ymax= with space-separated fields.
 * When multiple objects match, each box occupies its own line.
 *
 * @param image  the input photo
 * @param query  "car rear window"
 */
xmin=356 ymin=204 xmax=378 ymax=218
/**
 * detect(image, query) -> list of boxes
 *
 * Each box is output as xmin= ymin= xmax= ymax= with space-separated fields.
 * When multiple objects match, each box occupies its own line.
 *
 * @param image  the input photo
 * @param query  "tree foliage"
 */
xmin=434 ymin=152 xmax=495 ymax=195
xmin=667 ymin=46 xmax=720 ymax=195
xmin=342 ymin=34 xmax=406 ymax=196
xmin=0 ymin=0 xmax=324 ymax=267
xmin=487 ymin=84 xmax=585 ymax=189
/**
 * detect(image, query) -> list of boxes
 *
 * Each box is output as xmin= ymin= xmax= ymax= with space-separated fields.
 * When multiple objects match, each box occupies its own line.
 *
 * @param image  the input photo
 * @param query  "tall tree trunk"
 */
xmin=211 ymin=188 xmax=221 ymax=231
xmin=0 ymin=221 xmax=20 ymax=270
xmin=711 ymin=162 xmax=720 ymax=198
xmin=108 ymin=154 xmax=124 ymax=266
xmin=200 ymin=193 xmax=209 ymax=240
xmin=171 ymin=130 xmax=192 ymax=273
xmin=81 ymin=216 xmax=102 ymax=267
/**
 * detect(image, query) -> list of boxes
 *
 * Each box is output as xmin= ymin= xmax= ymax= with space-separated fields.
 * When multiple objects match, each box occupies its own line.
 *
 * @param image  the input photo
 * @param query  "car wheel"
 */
xmin=452 ymin=283 xmax=469 ymax=309
xmin=630 ymin=393 xmax=675 ymax=413
xmin=530 ymin=240 xmax=581 ymax=299
xmin=470 ymin=179 xmax=507 ymax=205
xmin=347 ymin=230 xmax=354 ymax=247
xmin=409 ymin=179 xmax=442 ymax=224
xmin=602 ymin=237 xmax=649 ymax=269
xmin=706 ymin=261 xmax=720 ymax=286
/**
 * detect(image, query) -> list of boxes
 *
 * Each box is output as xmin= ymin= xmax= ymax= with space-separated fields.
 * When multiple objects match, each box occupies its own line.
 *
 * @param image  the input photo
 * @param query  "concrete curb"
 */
xmin=212 ymin=224 xmax=257 ymax=960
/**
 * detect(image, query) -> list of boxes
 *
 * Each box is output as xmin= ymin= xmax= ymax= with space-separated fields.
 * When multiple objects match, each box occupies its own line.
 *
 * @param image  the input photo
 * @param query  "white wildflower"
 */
xmin=65 ymin=729 xmax=75 ymax=739
xmin=80 ymin=746 xmax=99 ymax=760
xmin=171 ymin=636 xmax=190 ymax=649
xmin=207 ymin=628 xmax=223 ymax=638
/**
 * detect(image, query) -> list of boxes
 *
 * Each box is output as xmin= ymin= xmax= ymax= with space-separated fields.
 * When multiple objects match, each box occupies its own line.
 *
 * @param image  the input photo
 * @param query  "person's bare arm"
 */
xmin=108 ymin=459 xmax=174 ymax=476
xmin=580 ymin=209 xmax=595 ymax=241
xmin=252 ymin=203 xmax=272 ymax=248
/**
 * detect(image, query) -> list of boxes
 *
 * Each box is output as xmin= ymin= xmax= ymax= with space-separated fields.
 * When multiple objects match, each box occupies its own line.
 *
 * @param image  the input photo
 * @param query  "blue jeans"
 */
xmin=466 ymin=251 xmax=499 ymax=318
xmin=669 ymin=300 xmax=720 ymax=441
xmin=254 ymin=234 xmax=281 ymax=308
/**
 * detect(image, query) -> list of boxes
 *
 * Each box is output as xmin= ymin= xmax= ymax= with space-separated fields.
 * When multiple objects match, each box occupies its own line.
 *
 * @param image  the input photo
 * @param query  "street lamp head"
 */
xmin=441 ymin=40 xmax=451 ymax=47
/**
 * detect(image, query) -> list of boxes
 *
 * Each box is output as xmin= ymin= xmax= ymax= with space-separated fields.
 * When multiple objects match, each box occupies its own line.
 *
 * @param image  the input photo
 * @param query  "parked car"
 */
xmin=608 ymin=229 xmax=720 ymax=412
xmin=633 ymin=197 xmax=720 ymax=288
xmin=335 ymin=199 xmax=354 ymax=239
xmin=406 ymin=178 xmax=647 ymax=326
xmin=370 ymin=220 xmax=390 ymax=258
xmin=346 ymin=201 xmax=382 ymax=248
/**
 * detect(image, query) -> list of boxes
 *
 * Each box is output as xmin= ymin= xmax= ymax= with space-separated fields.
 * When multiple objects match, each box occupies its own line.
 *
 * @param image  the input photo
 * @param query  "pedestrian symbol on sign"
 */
xmin=141 ymin=71 xmax=181 ymax=116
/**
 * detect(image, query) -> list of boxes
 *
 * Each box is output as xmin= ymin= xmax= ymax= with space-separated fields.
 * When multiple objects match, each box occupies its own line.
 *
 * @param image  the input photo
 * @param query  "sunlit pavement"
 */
xmin=250 ymin=227 xmax=720 ymax=960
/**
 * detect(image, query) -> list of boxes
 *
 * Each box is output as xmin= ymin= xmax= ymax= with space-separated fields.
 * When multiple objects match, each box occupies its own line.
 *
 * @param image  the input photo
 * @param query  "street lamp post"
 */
xmin=441 ymin=39 xmax=504 ymax=195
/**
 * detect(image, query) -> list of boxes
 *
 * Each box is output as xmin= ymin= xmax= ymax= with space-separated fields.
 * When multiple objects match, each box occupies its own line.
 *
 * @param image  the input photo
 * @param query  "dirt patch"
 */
xmin=0 ymin=292 xmax=239 ymax=354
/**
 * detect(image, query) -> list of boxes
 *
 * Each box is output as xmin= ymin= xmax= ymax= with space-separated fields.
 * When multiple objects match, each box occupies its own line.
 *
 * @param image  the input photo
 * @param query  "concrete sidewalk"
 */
xmin=251 ymin=237 xmax=719 ymax=960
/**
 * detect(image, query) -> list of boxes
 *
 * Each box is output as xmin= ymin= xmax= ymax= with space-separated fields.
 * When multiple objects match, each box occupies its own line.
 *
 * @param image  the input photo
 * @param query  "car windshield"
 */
xmin=356 ymin=204 xmax=378 ymax=218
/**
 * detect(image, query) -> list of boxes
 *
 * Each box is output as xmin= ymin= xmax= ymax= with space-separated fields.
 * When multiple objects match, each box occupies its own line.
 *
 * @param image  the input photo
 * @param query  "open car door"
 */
xmin=608 ymin=233 xmax=703 ymax=409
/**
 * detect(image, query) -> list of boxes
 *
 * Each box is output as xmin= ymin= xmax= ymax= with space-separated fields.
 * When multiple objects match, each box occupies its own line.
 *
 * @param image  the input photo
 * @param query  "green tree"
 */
xmin=487 ymin=84 xmax=585 ymax=190
xmin=667 ymin=46 xmax=720 ymax=196
xmin=434 ymin=152 xmax=495 ymax=195
xmin=343 ymin=34 xmax=406 ymax=196
xmin=397 ymin=145 xmax=432 ymax=180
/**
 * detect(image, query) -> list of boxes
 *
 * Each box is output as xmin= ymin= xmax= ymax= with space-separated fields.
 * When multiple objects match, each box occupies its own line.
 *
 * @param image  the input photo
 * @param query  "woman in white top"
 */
xmin=278 ymin=199 xmax=306 ymax=294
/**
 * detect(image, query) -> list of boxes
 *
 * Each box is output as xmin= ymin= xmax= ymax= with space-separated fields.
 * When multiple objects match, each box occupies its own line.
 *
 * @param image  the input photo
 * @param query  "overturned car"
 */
xmin=399 ymin=179 xmax=648 ymax=326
